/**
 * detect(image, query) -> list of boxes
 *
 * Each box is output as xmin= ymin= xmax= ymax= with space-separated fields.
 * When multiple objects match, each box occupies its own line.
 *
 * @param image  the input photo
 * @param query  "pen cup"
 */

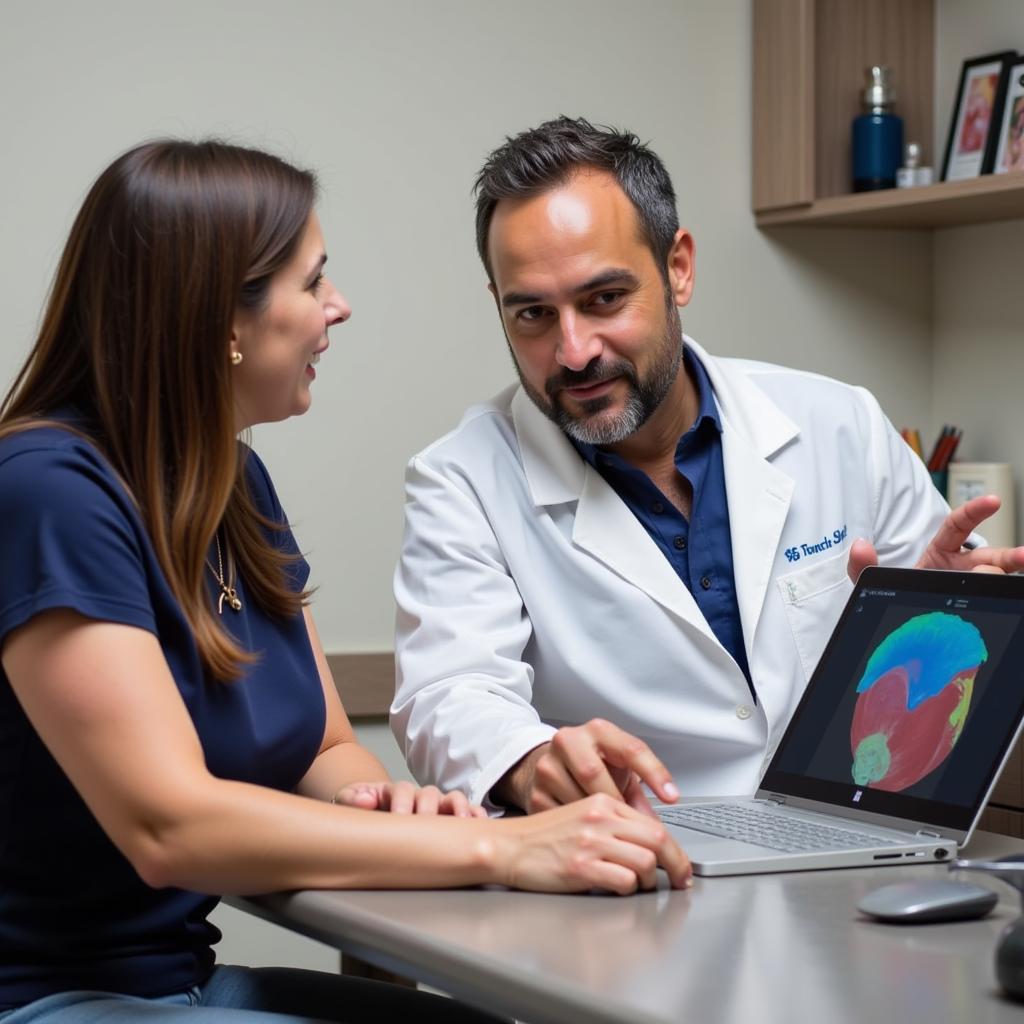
xmin=946 ymin=462 xmax=1016 ymax=548
xmin=930 ymin=470 xmax=948 ymax=497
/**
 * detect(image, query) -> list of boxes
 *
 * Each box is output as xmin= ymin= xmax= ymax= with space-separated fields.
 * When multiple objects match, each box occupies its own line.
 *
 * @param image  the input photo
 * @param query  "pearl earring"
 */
xmin=230 ymin=351 xmax=243 ymax=366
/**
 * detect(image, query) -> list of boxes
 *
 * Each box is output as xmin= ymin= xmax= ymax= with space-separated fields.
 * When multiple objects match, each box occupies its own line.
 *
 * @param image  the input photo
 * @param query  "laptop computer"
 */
xmin=657 ymin=566 xmax=1024 ymax=876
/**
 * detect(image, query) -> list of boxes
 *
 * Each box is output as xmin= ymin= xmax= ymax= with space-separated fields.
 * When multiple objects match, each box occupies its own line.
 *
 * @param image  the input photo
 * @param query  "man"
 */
xmin=392 ymin=117 xmax=1021 ymax=816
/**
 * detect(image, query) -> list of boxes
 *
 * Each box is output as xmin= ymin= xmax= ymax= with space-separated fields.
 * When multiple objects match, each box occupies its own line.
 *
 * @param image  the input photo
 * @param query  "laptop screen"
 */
xmin=762 ymin=567 xmax=1024 ymax=833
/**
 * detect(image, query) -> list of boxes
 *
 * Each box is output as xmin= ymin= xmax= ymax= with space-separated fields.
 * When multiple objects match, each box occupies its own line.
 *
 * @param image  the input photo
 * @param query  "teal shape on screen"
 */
xmin=855 ymin=611 xmax=988 ymax=710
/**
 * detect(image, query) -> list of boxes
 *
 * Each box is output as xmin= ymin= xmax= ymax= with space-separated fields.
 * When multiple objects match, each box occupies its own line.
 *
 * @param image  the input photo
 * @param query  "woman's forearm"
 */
xmin=136 ymin=776 xmax=693 ymax=897
xmin=135 ymin=776 xmax=503 ymax=894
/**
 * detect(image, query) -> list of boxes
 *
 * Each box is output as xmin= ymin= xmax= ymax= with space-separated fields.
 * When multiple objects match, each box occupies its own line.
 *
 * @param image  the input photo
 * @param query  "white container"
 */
xmin=896 ymin=142 xmax=934 ymax=188
xmin=946 ymin=462 xmax=1016 ymax=548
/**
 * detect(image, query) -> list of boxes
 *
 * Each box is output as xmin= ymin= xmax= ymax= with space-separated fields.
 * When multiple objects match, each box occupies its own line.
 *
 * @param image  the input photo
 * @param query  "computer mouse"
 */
xmin=857 ymin=879 xmax=999 ymax=923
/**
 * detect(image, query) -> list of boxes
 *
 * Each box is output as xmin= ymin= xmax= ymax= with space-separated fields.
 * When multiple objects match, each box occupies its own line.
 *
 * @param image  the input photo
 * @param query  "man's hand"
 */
xmin=847 ymin=495 xmax=1024 ymax=582
xmin=493 ymin=718 xmax=679 ymax=816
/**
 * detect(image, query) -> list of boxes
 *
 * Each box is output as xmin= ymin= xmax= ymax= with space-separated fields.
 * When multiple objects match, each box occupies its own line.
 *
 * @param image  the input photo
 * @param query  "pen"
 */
xmin=927 ymin=426 xmax=951 ymax=471
xmin=939 ymin=428 xmax=962 ymax=471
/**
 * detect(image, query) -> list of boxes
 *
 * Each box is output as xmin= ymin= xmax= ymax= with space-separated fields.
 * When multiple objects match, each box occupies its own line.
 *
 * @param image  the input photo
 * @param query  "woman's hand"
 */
xmin=331 ymin=780 xmax=488 ymax=818
xmin=494 ymin=793 xmax=692 ymax=894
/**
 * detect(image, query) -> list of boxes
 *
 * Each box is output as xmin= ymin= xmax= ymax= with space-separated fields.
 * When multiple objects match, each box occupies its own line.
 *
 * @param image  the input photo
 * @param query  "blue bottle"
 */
xmin=852 ymin=66 xmax=903 ymax=192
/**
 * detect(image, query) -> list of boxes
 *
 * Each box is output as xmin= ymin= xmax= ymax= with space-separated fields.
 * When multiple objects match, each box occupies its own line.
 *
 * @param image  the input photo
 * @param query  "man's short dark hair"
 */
xmin=473 ymin=116 xmax=679 ymax=282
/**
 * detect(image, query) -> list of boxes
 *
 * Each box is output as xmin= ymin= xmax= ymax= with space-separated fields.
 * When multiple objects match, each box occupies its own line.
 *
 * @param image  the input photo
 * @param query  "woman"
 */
xmin=0 ymin=140 xmax=690 ymax=1023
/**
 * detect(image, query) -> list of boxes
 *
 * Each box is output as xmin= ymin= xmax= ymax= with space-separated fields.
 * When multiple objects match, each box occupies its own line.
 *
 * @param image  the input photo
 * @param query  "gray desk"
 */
xmin=231 ymin=832 xmax=1024 ymax=1024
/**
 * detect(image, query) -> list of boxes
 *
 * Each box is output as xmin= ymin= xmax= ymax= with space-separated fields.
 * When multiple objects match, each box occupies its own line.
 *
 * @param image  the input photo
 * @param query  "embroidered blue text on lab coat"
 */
xmin=784 ymin=523 xmax=847 ymax=563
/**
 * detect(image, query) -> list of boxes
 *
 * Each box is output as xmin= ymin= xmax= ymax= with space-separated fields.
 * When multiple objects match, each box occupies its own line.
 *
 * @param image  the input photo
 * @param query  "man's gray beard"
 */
xmin=555 ymin=384 xmax=650 ymax=445
xmin=513 ymin=307 xmax=684 ymax=446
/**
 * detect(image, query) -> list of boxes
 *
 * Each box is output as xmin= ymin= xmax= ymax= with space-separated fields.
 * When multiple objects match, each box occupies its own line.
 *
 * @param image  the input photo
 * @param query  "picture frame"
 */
xmin=993 ymin=58 xmax=1024 ymax=175
xmin=941 ymin=51 xmax=1017 ymax=181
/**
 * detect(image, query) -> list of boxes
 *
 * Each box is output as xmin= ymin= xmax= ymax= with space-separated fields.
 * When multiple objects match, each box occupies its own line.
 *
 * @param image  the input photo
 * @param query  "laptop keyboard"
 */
xmin=659 ymin=803 xmax=905 ymax=854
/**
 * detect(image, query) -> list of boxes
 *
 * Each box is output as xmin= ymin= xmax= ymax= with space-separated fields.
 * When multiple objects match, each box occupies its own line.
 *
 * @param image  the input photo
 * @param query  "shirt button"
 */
xmin=652 ymin=501 xmax=665 ymax=515
xmin=673 ymin=536 xmax=687 ymax=550
xmin=735 ymin=704 xmax=752 ymax=720
xmin=700 ymin=575 xmax=712 ymax=590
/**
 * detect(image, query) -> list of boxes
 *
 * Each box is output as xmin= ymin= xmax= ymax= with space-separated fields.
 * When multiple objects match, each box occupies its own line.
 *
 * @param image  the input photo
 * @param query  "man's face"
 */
xmin=487 ymin=170 xmax=689 ymax=445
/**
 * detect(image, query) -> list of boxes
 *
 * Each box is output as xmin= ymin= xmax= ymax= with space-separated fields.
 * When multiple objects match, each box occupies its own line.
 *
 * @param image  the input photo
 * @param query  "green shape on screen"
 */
xmin=852 ymin=732 xmax=891 ymax=785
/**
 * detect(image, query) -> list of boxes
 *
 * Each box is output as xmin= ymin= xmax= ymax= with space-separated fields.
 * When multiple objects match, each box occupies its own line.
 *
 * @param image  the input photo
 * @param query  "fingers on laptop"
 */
xmin=541 ymin=719 xmax=679 ymax=808
xmin=506 ymin=794 xmax=693 ymax=893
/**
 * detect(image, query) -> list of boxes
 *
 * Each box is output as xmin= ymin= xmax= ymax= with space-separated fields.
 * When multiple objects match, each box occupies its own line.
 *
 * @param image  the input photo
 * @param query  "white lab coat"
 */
xmin=392 ymin=337 xmax=950 ymax=807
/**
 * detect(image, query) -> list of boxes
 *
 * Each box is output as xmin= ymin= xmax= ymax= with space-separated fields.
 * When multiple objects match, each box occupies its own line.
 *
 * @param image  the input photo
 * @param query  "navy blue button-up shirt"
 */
xmin=573 ymin=348 xmax=753 ymax=693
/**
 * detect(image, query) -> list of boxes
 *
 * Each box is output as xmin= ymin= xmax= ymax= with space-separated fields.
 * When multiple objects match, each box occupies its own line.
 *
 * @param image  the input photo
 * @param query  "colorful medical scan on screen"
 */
xmin=849 ymin=612 xmax=987 ymax=792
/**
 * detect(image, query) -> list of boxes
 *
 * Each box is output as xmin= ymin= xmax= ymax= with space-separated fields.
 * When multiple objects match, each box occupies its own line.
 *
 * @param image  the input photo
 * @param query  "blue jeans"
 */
xmin=0 ymin=965 xmax=504 ymax=1023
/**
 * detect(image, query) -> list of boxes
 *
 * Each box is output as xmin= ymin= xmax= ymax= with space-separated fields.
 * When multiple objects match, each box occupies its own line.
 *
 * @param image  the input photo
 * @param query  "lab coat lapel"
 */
xmin=511 ymin=388 xmax=714 ymax=640
xmin=573 ymin=465 xmax=712 ymax=635
xmin=691 ymin=339 xmax=798 ymax=662
xmin=721 ymin=432 xmax=794 ymax=660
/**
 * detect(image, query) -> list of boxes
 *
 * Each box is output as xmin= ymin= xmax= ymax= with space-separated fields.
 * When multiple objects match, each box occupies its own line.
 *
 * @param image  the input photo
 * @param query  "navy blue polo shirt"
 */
xmin=573 ymin=348 xmax=752 ymax=691
xmin=0 ymin=422 xmax=323 ymax=1010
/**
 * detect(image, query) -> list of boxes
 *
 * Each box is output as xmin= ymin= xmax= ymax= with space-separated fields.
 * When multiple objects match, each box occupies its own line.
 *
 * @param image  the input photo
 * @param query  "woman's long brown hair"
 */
xmin=0 ymin=140 xmax=316 ymax=681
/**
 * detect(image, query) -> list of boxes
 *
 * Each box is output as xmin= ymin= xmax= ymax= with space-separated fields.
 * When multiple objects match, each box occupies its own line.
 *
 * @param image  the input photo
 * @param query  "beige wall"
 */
xmin=933 ymin=1 xmax=1024 ymax=542
xmin=0 ymin=0 xmax=935 ymax=653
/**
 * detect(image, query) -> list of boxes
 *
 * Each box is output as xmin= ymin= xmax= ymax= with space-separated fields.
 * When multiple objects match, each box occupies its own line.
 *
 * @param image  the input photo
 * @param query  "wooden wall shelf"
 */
xmin=752 ymin=0 xmax=935 ymax=219
xmin=753 ymin=0 xmax=1024 ymax=232
xmin=756 ymin=173 xmax=1024 ymax=229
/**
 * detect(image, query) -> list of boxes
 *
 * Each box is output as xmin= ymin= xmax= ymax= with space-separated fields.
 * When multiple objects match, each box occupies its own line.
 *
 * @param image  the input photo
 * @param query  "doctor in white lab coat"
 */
xmin=391 ymin=117 xmax=1018 ymax=816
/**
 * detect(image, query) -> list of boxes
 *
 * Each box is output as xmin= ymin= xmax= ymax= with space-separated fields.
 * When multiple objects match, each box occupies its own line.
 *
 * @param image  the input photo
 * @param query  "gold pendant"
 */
xmin=210 ymin=534 xmax=242 ymax=615
xmin=218 ymin=585 xmax=243 ymax=614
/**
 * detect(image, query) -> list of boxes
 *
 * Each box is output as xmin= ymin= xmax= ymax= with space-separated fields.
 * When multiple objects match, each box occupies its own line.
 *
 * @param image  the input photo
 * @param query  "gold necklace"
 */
xmin=208 ymin=533 xmax=242 ymax=614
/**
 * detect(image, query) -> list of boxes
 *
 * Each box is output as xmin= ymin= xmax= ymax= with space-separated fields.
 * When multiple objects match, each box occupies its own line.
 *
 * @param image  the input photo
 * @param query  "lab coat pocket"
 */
xmin=777 ymin=549 xmax=852 ymax=680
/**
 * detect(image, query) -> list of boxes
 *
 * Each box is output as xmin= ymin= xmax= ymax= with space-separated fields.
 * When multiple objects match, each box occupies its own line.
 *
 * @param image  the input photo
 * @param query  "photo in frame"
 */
xmin=993 ymin=58 xmax=1024 ymax=174
xmin=941 ymin=51 xmax=1017 ymax=181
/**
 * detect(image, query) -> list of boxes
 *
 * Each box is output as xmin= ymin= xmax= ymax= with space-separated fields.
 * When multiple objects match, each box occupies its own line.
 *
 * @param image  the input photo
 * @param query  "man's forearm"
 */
xmin=491 ymin=742 xmax=549 ymax=812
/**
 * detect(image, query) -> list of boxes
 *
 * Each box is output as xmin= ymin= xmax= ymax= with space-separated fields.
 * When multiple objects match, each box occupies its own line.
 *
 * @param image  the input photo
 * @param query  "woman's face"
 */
xmin=230 ymin=212 xmax=349 ymax=430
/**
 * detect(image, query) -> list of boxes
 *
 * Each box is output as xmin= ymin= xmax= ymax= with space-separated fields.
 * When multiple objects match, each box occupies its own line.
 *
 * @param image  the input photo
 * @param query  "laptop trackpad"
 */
xmin=665 ymin=824 xmax=773 ymax=861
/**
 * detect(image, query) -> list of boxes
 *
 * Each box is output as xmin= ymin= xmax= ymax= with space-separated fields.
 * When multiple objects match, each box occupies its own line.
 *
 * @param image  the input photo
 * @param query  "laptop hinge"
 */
xmin=759 ymin=794 xmax=785 ymax=806
xmin=915 ymin=829 xmax=942 ymax=839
